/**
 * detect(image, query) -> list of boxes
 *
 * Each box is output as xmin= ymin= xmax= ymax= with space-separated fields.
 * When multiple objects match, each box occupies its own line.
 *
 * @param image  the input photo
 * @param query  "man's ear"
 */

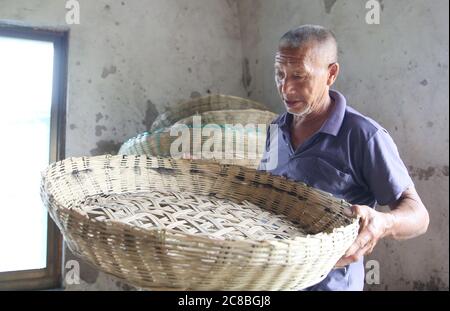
xmin=327 ymin=62 xmax=340 ymax=86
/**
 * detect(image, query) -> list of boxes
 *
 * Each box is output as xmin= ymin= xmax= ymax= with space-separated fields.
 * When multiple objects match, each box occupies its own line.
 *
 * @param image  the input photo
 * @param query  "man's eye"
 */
xmin=276 ymin=72 xmax=284 ymax=78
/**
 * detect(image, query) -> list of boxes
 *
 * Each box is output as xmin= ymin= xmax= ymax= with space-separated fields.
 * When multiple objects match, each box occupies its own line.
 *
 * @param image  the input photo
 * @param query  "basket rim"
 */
xmin=160 ymin=94 xmax=272 ymax=114
xmin=150 ymin=94 xmax=275 ymax=132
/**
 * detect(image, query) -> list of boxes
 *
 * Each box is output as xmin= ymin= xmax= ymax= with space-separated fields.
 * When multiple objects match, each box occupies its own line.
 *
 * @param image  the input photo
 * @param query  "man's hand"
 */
xmin=335 ymin=204 xmax=395 ymax=267
xmin=335 ymin=187 xmax=429 ymax=268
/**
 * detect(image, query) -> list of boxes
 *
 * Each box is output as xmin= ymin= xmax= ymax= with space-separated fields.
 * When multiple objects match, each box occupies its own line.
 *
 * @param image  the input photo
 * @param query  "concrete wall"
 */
xmin=1 ymin=0 xmax=246 ymax=290
xmin=237 ymin=0 xmax=449 ymax=290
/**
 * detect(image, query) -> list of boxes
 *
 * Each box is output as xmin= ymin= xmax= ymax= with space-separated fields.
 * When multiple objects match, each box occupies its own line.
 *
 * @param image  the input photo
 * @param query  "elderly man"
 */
xmin=258 ymin=25 xmax=429 ymax=291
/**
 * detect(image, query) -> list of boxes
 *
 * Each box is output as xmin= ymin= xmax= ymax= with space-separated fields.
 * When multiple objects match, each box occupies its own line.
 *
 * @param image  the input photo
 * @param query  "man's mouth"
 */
xmin=284 ymin=100 xmax=301 ymax=108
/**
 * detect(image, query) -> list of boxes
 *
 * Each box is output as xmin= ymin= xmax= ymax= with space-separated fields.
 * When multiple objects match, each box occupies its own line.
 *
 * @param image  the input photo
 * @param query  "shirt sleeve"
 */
xmin=362 ymin=129 xmax=414 ymax=206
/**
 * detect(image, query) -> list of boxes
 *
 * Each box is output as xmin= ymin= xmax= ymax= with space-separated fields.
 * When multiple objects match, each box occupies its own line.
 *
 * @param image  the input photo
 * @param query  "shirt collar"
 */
xmin=278 ymin=89 xmax=347 ymax=137
xmin=319 ymin=89 xmax=347 ymax=136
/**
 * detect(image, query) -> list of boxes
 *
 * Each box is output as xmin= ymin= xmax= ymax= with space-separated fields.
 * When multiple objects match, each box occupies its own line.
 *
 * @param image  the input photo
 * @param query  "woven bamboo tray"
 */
xmin=173 ymin=109 xmax=276 ymax=127
xmin=150 ymin=95 xmax=271 ymax=132
xmin=41 ymin=155 xmax=359 ymax=291
xmin=118 ymin=128 xmax=266 ymax=169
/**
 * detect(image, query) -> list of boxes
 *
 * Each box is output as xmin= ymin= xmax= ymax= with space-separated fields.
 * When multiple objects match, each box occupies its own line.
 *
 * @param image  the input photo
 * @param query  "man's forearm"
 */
xmin=384 ymin=189 xmax=430 ymax=240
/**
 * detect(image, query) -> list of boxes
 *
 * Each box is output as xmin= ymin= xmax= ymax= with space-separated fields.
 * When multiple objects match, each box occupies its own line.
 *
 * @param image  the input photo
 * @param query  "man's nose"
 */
xmin=281 ymin=79 xmax=296 ymax=97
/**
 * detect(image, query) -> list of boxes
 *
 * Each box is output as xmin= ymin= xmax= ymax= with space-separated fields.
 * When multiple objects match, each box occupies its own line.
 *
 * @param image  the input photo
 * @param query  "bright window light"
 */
xmin=0 ymin=36 xmax=54 ymax=272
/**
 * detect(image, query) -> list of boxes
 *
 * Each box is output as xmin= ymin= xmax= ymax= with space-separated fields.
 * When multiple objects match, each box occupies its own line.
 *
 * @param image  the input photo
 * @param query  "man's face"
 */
xmin=275 ymin=44 xmax=332 ymax=117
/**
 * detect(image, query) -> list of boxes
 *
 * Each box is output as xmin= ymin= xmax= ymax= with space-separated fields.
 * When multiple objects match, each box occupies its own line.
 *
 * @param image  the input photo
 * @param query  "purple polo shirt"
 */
xmin=258 ymin=89 xmax=413 ymax=291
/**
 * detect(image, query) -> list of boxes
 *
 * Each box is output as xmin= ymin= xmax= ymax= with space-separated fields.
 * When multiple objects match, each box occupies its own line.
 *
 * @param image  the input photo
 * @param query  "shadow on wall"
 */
xmin=90 ymin=140 xmax=122 ymax=156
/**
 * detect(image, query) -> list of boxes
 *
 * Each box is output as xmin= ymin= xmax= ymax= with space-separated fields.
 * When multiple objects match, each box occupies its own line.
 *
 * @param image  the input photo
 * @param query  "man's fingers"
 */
xmin=338 ymin=243 xmax=372 ymax=267
xmin=337 ymin=226 xmax=376 ymax=267
xmin=344 ymin=240 xmax=364 ymax=258
xmin=352 ymin=204 xmax=371 ymax=234
xmin=343 ymin=206 xmax=354 ymax=217
xmin=353 ymin=205 xmax=373 ymax=222
xmin=335 ymin=257 xmax=351 ymax=268
xmin=344 ymin=204 xmax=369 ymax=218
xmin=344 ymin=229 xmax=373 ymax=257
xmin=350 ymin=244 xmax=372 ymax=262
xmin=344 ymin=241 xmax=359 ymax=259
xmin=338 ymin=205 xmax=383 ymax=267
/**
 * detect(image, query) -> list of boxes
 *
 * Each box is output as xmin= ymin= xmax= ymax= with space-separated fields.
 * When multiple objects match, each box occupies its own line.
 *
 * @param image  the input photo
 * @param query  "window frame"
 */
xmin=0 ymin=22 xmax=68 ymax=290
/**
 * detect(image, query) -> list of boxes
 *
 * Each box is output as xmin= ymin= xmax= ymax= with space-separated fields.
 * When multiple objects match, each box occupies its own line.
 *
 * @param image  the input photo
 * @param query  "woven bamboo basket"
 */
xmin=173 ymin=109 xmax=277 ymax=127
xmin=41 ymin=155 xmax=359 ymax=291
xmin=150 ymin=95 xmax=271 ymax=132
xmin=118 ymin=127 xmax=266 ymax=169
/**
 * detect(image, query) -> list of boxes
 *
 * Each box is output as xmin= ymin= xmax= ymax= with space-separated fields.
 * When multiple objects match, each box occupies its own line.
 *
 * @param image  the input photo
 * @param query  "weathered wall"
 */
xmin=1 ymin=0 xmax=246 ymax=290
xmin=237 ymin=0 xmax=449 ymax=290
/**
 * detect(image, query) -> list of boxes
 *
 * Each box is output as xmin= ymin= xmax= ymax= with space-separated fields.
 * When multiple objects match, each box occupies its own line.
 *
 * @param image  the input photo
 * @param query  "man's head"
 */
xmin=275 ymin=25 xmax=340 ymax=117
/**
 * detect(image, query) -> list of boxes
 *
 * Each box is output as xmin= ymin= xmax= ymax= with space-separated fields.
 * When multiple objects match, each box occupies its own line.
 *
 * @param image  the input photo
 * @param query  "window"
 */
xmin=0 ymin=23 xmax=68 ymax=290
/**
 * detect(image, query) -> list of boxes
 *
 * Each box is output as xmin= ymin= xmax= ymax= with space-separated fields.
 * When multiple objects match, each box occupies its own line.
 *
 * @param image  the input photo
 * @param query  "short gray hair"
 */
xmin=279 ymin=25 xmax=338 ymax=61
